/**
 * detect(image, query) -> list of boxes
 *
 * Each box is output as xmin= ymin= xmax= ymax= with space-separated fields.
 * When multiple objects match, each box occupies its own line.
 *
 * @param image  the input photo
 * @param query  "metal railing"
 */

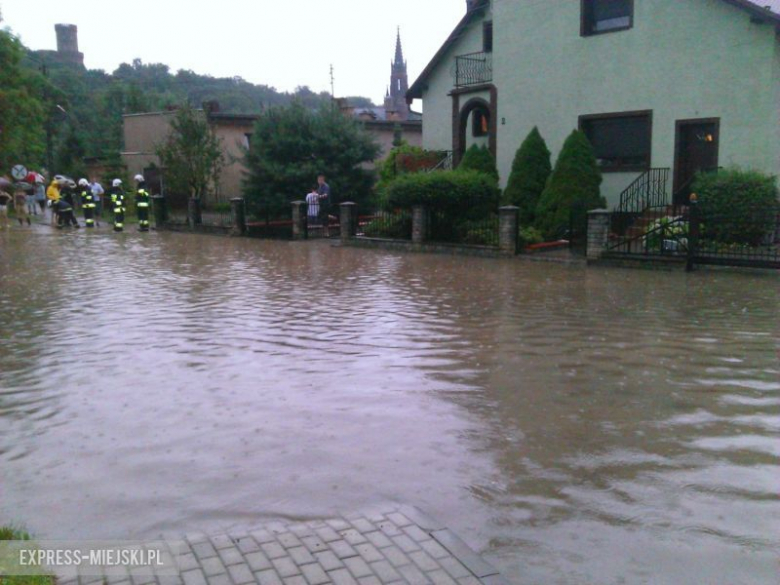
xmin=428 ymin=151 xmax=453 ymax=173
xmin=455 ymin=51 xmax=493 ymax=87
xmin=612 ymin=168 xmax=670 ymax=236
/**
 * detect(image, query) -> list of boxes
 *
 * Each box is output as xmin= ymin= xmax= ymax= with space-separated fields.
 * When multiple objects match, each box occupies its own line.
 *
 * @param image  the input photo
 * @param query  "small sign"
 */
xmin=11 ymin=165 xmax=28 ymax=181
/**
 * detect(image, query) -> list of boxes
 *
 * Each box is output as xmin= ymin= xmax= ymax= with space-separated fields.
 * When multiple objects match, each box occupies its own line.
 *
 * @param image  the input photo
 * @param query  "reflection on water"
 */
xmin=1 ymin=229 xmax=778 ymax=584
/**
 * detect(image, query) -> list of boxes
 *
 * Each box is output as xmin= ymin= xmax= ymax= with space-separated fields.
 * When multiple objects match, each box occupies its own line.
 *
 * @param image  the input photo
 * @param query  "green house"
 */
xmin=408 ymin=0 xmax=780 ymax=207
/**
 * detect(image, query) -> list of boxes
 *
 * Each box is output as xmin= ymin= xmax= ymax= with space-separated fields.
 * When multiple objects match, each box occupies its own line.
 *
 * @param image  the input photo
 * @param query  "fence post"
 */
xmin=686 ymin=196 xmax=700 ymax=272
xmin=187 ymin=198 xmax=202 ymax=229
xmin=152 ymin=195 xmax=167 ymax=229
xmin=340 ymin=202 xmax=357 ymax=241
xmin=230 ymin=197 xmax=246 ymax=236
xmin=587 ymin=209 xmax=611 ymax=261
xmin=291 ymin=201 xmax=308 ymax=240
xmin=412 ymin=205 xmax=428 ymax=244
xmin=499 ymin=206 xmax=520 ymax=255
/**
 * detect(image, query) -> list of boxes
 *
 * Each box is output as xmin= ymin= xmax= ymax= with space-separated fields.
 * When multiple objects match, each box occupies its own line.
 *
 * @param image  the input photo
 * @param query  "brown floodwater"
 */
xmin=1 ymin=228 xmax=778 ymax=584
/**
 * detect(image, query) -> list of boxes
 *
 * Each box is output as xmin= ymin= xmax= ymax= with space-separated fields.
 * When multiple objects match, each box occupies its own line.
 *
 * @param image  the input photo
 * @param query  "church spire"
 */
xmin=394 ymin=27 xmax=405 ymax=66
xmin=384 ymin=26 xmax=410 ymax=121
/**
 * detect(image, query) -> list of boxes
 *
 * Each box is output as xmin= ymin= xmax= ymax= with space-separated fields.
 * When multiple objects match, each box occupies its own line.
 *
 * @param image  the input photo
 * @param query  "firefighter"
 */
xmin=109 ymin=179 xmax=126 ymax=233
xmin=56 ymin=195 xmax=79 ymax=229
xmin=78 ymin=178 xmax=97 ymax=228
xmin=59 ymin=180 xmax=81 ymax=228
xmin=134 ymin=174 xmax=151 ymax=232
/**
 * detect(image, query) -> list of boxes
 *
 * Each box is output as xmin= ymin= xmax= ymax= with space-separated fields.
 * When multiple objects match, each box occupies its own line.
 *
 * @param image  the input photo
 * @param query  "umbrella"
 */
xmin=0 ymin=176 xmax=12 ymax=189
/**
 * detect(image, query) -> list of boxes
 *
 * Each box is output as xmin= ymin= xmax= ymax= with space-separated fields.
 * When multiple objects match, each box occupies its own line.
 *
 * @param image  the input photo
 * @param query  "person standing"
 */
xmin=34 ymin=178 xmax=46 ymax=214
xmin=46 ymin=179 xmax=61 ymax=226
xmin=78 ymin=179 xmax=96 ymax=228
xmin=306 ymin=186 xmax=321 ymax=227
xmin=0 ymin=188 xmax=11 ymax=229
xmin=91 ymin=179 xmax=104 ymax=221
xmin=317 ymin=174 xmax=331 ymax=235
xmin=58 ymin=182 xmax=80 ymax=228
xmin=109 ymin=179 xmax=126 ymax=232
xmin=13 ymin=183 xmax=32 ymax=226
xmin=24 ymin=181 xmax=37 ymax=216
xmin=133 ymin=174 xmax=151 ymax=232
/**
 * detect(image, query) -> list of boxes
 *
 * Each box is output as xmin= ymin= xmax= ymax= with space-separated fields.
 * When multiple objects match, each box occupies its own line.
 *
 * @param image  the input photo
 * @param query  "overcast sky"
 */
xmin=1 ymin=0 xmax=465 ymax=104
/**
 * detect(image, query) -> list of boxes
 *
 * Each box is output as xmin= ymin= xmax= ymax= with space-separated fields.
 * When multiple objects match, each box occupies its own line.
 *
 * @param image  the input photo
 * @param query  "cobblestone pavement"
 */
xmin=58 ymin=506 xmax=509 ymax=585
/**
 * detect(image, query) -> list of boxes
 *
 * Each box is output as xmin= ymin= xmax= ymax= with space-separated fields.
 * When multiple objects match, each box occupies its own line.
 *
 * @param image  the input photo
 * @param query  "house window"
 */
xmin=580 ymin=111 xmax=652 ymax=171
xmin=483 ymin=22 xmax=493 ymax=53
xmin=582 ymin=0 xmax=633 ymax=36
xmin=472 ymin=108 xmax=489 ymax=137
xmin=243 ymin=133 xmax=253 ymax=149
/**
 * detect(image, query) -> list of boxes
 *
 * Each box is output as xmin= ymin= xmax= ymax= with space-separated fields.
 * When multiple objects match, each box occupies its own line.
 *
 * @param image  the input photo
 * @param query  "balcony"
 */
xmin=455 ymin=51 xmax=493 ymax=88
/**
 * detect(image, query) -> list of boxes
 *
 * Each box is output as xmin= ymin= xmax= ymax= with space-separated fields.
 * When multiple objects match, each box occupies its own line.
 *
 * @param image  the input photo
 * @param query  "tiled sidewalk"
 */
xmin=61 ymin=506 xmax=509 ymax=585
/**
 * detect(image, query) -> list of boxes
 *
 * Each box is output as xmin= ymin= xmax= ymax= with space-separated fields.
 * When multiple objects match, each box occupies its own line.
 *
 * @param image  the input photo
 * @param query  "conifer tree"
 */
xmin=502 ymin=127 xmax=551 ymax=225
xmin=458 ymin=144 xmax=499 ymax=183
xmin=535 ymin=130 xmax=605 ymax=239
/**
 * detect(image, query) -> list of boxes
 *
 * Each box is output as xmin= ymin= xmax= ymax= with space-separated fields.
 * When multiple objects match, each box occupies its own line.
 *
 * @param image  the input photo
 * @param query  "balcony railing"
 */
xmin=455 ymin=51 xmax=493 ymax=88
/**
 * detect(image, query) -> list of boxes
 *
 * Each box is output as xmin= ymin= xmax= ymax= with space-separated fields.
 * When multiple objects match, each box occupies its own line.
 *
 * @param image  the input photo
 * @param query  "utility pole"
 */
xmin=40 ymin=64 xmax=54 ymax=174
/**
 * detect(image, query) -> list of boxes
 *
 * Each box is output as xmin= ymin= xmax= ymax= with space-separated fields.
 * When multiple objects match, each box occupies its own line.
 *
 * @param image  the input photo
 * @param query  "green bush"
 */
xmin=458 ymin=145 xmax=499 ymax=183
xmin=456 ymin=218 xmax=499 ymax=246
xmin=210 ymin=202 xmax=232 ymax=213
xmin=362 ymin=212 xmax=412 ymax=239
xmin=535 ymin=130 xmax=605 ymax=240
xmin=385 ymin=170 xmax=500 ymax=218
xmin=503 ymin=127 xmax=552 ymax=225
xmin=518 ymin=226 xmax=544 ymax=249
xmin=693 ymin=168 xmax=779 ymax=246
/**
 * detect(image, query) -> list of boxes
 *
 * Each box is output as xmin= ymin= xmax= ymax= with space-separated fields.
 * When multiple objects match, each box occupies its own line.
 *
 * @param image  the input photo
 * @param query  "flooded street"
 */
xmin=1 ymin=229 xmax=778 ymax=585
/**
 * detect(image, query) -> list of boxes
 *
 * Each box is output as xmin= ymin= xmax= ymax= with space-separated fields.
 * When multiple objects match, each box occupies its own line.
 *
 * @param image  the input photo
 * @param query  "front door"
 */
xmin=674 ymin=119 xmax=720 ymax=205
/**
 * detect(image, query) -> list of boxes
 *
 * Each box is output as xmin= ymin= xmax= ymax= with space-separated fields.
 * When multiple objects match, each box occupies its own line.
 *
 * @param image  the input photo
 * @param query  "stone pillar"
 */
xmin=187 ymin=198 xmax=202 ymax=229
xmin=499 ymin=206 xmax=519 ymax=255
xmin=412 ymin=205 xmax=428 ymax=244
xmin=587 ymin=209 xmax=611 ymax=261
xmin=340 ymin=202 xmax=357 ymax=241
xmin=291 ymin=201 xmax=308 ymax=240
xmin=230 ymin=197 xmax=247 ymax=236
xmin=151 ymin=195 xmax=167 ymax=228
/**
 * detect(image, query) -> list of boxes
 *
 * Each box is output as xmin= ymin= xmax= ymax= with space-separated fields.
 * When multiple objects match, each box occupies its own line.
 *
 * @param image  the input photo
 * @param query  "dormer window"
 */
xmin=582 ymin=0 xmax=634 ymax=36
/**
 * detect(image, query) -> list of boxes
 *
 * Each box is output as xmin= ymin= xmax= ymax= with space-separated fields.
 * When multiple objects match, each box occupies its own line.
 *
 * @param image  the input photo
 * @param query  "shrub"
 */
xmin=503 ymin=127 xmax=552 ymax=225
xmin=535 ymin=130 xmax=605 ymax=240
xmin=456 ymin=218 xmax=499 ymax=246
xmin=384 ymin=170 xmax=500 ymax=218
xmin=378 ymin=145 xmax=446 ymax=185
xmin=518 ymin=226 xmax=544 ymax=249
xmin=693 ymin=168 xmax=779 ymax=246
xmin=362 ymin=212 xmax=412 ymax=239
xmin=458 ymin=145 xmax=499 ymax=183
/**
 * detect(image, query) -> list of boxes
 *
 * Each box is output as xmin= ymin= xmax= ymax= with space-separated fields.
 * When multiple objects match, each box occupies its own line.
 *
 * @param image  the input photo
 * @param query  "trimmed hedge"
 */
xmin=384 ymin=170 xmax=500 ymax=218
xmin=694 ymin=168 xmax=779 ymax=246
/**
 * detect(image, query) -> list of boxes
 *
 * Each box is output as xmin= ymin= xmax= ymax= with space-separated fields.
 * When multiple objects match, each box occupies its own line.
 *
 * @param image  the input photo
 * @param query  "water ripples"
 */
xmin=1 ymin=230 xmax=778 ymax=584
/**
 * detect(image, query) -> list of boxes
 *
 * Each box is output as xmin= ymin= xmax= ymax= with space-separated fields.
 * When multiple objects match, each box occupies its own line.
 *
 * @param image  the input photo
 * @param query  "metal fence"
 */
xmin=200 ymin=207 xmax=233 ymax=228
xmin=427 ymin=207 xmax=499 ymax=247
xmin=358 ymin=199 xmax=412 ymax=240
xmin=246 ymin=205 xmax=294 ymax=239
xmin=605 ymin=200 xmax=780 ymax=270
